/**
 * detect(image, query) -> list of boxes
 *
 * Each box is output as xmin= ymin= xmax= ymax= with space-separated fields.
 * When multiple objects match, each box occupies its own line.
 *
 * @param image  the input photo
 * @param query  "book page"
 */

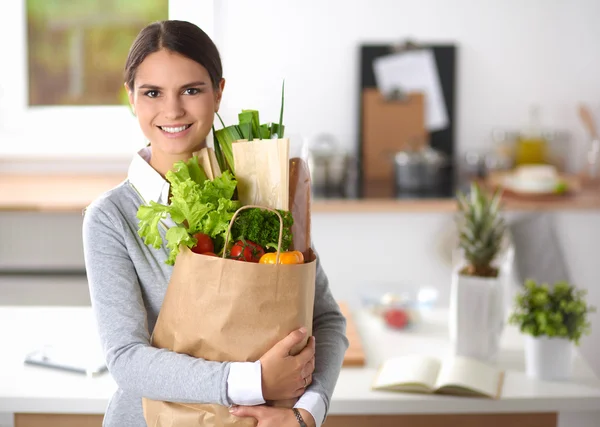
xmin=434 ymin=356 xmax=503 ymax=398
xmin=372 ymin=355 xmax=441 ymax=393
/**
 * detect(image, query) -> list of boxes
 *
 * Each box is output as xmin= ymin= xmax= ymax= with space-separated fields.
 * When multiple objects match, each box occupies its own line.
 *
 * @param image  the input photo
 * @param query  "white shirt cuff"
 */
xmin=226 ymin=361 xmax=266 ymax=406
xmin=294 ymin=390 xmax=327 ymax=427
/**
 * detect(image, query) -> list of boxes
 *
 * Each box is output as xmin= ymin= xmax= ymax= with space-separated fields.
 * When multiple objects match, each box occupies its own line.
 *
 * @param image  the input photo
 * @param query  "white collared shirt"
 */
xmin=127 ymin=147 xmax=325 ymax=425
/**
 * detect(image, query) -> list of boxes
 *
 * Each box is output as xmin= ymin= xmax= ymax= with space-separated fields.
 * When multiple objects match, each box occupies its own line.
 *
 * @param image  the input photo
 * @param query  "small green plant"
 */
xmin=509 ymin=279 xmax=596 ymax=345
xmin=455 ymin=181 xmax=506 ymax=277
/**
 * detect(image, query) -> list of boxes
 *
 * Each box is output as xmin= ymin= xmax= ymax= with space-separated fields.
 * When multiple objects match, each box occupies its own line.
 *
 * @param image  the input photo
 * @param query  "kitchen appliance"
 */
xmin=393 ymin=145 xmax=449 ymax=194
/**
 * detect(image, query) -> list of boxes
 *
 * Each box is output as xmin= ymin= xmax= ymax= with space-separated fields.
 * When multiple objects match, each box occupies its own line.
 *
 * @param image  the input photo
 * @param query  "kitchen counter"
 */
xmin=1 ymin=305 xmax=599 ymax=427
xmin=1 ymin=173 xmax=600 ymax=213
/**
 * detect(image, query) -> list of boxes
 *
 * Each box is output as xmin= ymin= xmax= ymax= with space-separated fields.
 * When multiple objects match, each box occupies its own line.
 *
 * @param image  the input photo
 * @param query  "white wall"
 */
xmin=214 ymin=0 xmax=600 ymax=171
xmin=2 ymin=0 xmax=599 ymax=166
xmin=1 ymin=209 xmax=598 ymax=376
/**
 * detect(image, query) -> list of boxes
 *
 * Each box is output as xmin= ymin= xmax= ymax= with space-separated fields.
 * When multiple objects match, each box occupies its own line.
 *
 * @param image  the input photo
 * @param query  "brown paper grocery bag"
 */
xmin=232 ymin=138 xmax=290 ymax=210
xmin=142 ymin=206 xmax=316 ymax=427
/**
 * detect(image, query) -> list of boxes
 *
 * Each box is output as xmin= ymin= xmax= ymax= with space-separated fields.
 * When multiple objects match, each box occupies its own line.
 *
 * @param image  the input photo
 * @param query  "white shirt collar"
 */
xmin=127 ymin=146 xmax=170 ymax=205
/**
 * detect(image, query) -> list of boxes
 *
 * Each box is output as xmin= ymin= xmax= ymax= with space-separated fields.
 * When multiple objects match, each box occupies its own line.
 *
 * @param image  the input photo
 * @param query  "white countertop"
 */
xmin=1 ymin=305 xmax=599 ymax=416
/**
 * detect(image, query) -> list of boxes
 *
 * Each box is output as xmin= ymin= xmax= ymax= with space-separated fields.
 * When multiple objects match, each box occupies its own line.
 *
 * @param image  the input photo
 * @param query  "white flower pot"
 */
xmin=524 ymin=335 xmax=574 ymax=381
xmin=449 ymin=272 xmax=505 ymax=362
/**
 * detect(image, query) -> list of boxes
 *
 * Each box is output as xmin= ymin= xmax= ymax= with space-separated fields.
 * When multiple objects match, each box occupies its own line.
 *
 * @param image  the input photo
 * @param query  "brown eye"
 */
xmin=184 ymin=88 xmax=200 ymax=95
xmin=144 ymin=90 xmax=159 ymax=98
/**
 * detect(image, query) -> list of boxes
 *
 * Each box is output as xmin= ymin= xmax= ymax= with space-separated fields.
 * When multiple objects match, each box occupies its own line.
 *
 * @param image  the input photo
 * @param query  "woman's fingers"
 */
xmin=301 ymin=356 xmax=315 ymax=378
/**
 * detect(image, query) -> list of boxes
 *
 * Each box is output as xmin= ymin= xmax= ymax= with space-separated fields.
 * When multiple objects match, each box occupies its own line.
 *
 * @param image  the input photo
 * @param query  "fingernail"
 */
xmin=229 ymin=405 xmax=238 ymax=413
xmin=299 ymin=327 xmax=307 ymax=334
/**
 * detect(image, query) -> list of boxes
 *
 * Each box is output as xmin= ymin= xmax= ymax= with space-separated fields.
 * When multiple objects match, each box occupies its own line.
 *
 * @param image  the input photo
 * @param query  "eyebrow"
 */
xmin=137 ymin=81 xmax=208 ymax=90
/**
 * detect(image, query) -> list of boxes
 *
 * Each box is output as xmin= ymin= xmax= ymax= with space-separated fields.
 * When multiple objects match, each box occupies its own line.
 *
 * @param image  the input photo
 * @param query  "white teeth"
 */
xmin=160 ymin=125 xmax=189 ymax=133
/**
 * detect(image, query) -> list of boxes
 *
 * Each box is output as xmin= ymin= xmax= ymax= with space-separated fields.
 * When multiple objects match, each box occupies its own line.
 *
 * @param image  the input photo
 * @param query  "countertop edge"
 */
xmin=2 ymin=394 xmax=600 ymax=416
xmin=1 ymin=173 xmax=600 ymax=213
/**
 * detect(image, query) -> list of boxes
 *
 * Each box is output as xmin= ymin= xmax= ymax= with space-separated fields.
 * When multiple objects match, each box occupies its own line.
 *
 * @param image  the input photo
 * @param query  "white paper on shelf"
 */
xmin=373 ymin=49 xmax=448 ymax=132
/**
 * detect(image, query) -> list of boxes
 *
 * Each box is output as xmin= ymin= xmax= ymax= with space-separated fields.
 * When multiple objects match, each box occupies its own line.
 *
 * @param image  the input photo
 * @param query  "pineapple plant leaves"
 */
xmin=455 ymin=181 xmax=506 ymax=277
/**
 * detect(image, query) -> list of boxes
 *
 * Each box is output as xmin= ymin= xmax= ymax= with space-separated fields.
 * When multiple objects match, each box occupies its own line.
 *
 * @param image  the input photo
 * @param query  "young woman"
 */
xmin=82 ymin=20 xmax=348 ymax=427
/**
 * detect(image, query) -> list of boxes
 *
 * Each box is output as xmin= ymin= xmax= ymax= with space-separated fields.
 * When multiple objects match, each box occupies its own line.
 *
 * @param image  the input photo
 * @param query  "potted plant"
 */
xmin=449 ymin=181 xmax=508 ymax=362
xmin=509 ymin=279 xmax=595 ymax=381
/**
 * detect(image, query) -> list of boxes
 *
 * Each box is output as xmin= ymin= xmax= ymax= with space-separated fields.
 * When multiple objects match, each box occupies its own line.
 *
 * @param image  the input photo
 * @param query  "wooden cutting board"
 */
xmin=339 ymin=302 xmax=366 ymax=367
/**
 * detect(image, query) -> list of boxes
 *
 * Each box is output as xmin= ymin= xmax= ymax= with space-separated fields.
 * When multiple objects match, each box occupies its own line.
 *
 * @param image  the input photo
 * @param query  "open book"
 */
xmin=372 ymin=355 xmax=504 ymax=399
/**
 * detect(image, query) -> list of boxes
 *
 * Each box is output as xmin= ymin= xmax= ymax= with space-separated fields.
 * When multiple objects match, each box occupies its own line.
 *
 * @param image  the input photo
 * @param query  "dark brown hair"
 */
xmin=124 ymin=20 xmax=222 ymax=90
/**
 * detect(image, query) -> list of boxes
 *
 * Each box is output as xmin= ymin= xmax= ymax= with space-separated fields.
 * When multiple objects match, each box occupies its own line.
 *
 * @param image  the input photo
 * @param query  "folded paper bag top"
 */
xmin=142 ymin=206 xmax=317 ymax=427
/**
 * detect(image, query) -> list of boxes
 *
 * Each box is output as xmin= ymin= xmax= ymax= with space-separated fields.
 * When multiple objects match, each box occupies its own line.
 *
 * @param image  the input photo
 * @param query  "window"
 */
xmin=0 ymin=0 xmax=214 ymax=158
xmin=27 ymin=0 xmax=169 ymax=107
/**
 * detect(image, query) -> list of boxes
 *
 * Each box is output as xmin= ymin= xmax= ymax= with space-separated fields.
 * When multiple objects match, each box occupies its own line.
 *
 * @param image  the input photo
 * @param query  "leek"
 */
xmin=211 ymin=125 xmax=226 ymax=173
xmin=278 ymin=80 xmax=285 ymax=138
xmin=212 ymin=82 xmax=286 ymax=172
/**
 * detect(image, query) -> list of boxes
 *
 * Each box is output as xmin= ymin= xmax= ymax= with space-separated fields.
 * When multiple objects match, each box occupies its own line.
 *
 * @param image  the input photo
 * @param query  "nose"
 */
xmin=163 ymin=94 xmax=185 ymax=120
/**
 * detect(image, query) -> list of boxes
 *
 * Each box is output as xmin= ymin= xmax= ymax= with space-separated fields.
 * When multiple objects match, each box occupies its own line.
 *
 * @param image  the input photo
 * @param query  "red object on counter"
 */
xmin=384 ymin=308 xmax=409 ymax=329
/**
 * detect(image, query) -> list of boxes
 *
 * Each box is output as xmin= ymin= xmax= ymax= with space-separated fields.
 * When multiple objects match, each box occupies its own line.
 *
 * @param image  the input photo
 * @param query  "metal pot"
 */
xmin=394 ymin=146 xmax=448 ymax=192
xmin=308 ymin=134 xmax=353 ymax=197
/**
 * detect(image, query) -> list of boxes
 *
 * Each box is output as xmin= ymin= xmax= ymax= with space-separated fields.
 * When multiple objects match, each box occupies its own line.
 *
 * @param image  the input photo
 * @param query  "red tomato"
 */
xmin=229 ymin=240 xmax=265 ymax=263
xmin=384 ymin=308 xmax=409 ymax=329
xmin=191 ymin=233 xmax=214 ymax=255
xmin=201 ymin=252 xmax=216 ymax=257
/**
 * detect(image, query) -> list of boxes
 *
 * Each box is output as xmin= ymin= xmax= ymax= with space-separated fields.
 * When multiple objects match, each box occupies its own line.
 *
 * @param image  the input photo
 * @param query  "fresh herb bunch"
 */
xmin=455 ymin=181 xmax=506 ymax=278
xmin=231 ymin=208 xmax=293 ymax=252
xmin=509 ymin=279 xmax=596 ymax=345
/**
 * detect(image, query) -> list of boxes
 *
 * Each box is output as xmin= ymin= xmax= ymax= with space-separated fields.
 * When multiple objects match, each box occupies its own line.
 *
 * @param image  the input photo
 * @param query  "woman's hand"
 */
xmin=230 ymin=405 xmax=316 ymax=427
xmin=259 ymin=328 xmax=316 ymax=401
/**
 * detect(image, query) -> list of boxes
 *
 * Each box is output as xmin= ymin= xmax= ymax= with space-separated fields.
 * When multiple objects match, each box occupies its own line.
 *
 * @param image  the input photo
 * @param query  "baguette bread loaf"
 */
xmin=288 ymin=157 xmax=312 ymax=260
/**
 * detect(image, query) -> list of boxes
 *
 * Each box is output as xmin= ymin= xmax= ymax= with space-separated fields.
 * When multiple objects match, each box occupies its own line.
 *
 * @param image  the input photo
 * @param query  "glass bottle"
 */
xmin=515 ymin=105 xmax=548 ymax=165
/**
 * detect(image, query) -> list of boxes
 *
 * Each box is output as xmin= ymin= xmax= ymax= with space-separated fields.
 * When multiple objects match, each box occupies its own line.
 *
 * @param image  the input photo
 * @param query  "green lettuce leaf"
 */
xmin=137 ymin=202 xmax=171 ymax=249
xmin=136 ymin=157 xmax=239 ymax=265
xmin=168 ymin=155 xmax=208 ymax=188
xmin=164 ymin=225 xmax=196 ymax=265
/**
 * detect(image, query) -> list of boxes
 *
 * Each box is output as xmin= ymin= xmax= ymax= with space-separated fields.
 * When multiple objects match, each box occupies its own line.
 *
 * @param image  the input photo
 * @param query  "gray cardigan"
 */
xmin=82 ymin=180 xmax=348 ymax=426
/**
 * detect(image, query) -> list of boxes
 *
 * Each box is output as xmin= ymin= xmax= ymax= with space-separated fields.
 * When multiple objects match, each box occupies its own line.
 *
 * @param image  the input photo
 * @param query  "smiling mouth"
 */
xmin=158 ymin=124 xmax=192 ymax=133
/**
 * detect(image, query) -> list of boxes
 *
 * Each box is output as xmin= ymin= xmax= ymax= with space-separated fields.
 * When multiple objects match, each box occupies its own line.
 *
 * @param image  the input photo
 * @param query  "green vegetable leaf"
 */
xmin=167 ymin=179 xmax=214 ymax=231
xmin=259 ymin=124 xmax=271 ymax=139
xmin=164 ymin=225 xmax=196 ymax=265
xmin=278 ymin=80 xmax=285 ymax=137
xmin=168 ymin=155 xmax=208 ymax=189
xmin=231 ymin=208 xmax=293 ymax=251
xmin=214 ymin=124 xmax=242 ymax=174
xmin=211 ymin=125 xmax=226 ymax=173
xmin=136 ymin=157 xmax=240 ymax=264
xmin=238 ymin=122 xmax=253 ymax=140
xmin=137 ymin=202 xmax=171 ymax=249
xmin=239 ymin=109 xmax=261 ymax=140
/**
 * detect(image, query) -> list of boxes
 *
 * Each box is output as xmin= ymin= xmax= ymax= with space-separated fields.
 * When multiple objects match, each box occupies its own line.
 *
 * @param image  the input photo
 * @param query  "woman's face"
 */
xmin=126 ymin=49 xmax=224 ymax=157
